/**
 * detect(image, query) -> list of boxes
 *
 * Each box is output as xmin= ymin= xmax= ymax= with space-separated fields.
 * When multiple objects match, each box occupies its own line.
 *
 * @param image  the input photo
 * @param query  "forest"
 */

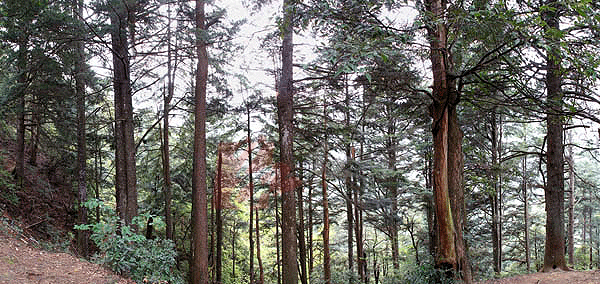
xmin=1 ymin=0 xmax=600 ymax=283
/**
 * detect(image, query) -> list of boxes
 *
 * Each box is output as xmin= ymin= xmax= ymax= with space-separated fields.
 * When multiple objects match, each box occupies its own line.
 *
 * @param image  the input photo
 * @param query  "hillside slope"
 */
xmin=0 ymin=216 xmax=132 ymax=284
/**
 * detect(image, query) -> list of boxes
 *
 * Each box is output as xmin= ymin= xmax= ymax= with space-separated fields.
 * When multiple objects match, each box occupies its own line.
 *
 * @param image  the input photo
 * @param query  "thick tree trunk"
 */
xmin=425 ymin=0 xmax=456 ymax=270
xmin=448 ymin=102 xmax=471 ymax=282
xmin=322 ymin=101 xmax=331 ymax=284
xmin=110 ymin=0 xmax=137 ymax=225
xmin=74 ymin=0 xmax=88 ymax=257
xmin=424 ymin=0 xmax=470 ymax=281
xmin=191 ymin=0 xmax=209 ymax=283
xmin=541 ymin=0 xmax=567 ymax=272
xmin=279 ymin=0 xmax=298 ymax=282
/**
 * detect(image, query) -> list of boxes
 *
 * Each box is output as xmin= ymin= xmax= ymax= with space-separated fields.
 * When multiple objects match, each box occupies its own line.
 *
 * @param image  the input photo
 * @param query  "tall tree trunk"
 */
xmin=424 ymin=0 xmax=470 ymax=281
xmin=321 ymin=100 xmax=331 ymax=284
xmin=297 ymin=166 xmax=308 ymax=284
xmin=256 ymin=208 xmax=265 ymax=284
xmin=541 ymin=0 xmax=567 ymax=272
xmin=163 ymin=1 xmax=174 ymax=241
xmin=344 ymin=77 xmax=354 ymax=272
xmin=248 ymin=111 xmax=255 ymax=284
xmin=567 ymin=133 xmax=575 ymax=266
xmin=278 ymin=0 xmax=298 ymax=283
xmin=523 ymin=156 xmax=531 ymax=271
xmin=384 ymin=104 xmax=399 ymax=270
xmin=110 ymin=0 xmax=137 ymax=225
xmin=308 ymin=175 xmax=314 ymax=275
xmin=275 ymin=168 xmax=282 ymax=284
xmin=74 ymin=0 xmax=88 ymax=257
xmin=191 ymin=0 xmax=209 ymax=282
xmin=425 ymin=0 xmax=456 ymax=270
xmin=491 ymin=109 xmax=501 ymax=274
xmin=353 ymin=159 xmax=365 ymax=282
xmin=15 ymin=38 xmax=27 ymax=188
xmin=448 ymin=102 xmax=471 ymax=282
xmin=216 ymin=144 xmax=223 ymax=284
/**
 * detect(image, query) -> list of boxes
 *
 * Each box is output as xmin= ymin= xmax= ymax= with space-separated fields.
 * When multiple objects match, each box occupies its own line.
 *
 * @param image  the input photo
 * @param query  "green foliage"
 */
xmin=395 ymin=263 xmax=456 ymax=284
xmin=75 ymin=200 xmax=183 ymax=284
xmin=0 ymin=151 xmax=17 ymax=206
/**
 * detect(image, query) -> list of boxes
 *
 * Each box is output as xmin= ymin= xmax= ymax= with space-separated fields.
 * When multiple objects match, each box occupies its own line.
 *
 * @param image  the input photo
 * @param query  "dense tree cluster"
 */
xmin=1 ymin=0 xmax=600 ymax=283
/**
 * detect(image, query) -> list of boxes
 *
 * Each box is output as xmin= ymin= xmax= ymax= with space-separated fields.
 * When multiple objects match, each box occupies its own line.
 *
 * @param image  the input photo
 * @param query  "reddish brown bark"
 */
xmin=424 ymin=0 xmax=470 ymax=281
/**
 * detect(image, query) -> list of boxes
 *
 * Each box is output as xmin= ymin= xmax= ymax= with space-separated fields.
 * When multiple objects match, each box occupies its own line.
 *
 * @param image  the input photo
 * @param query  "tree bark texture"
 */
xmin=75 ymin=0 xmax=88 ymax=257
xmin=191 ymin=0 xmax=209 ymax=282
xmin=278 ymin=0 xmax=298 ymax=282
xmin=424 ymin=0 xmax=470 ymax=280
xmin=110 ymin=0 xmax=137 ymax=225
xmin=541 ymin=0 xmax=567 ymax=272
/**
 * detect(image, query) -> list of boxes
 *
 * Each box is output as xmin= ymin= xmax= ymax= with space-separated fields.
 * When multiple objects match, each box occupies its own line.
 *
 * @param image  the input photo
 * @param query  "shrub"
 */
xmin=396 ymin=263 xmax=456 ymax=284
xmin=75 ymin=200 xmax=183 ymax=284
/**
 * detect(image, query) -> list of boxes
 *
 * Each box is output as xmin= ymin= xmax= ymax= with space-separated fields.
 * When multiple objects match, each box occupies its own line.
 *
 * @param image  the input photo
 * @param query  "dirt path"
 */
xmin=0 ymin=223 xmax=132 ymax=284
xmin=477 ymin=270 xmax=600 ymax=284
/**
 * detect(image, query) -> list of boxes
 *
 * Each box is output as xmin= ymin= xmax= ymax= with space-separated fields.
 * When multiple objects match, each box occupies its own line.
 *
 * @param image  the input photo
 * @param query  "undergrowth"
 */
xmin=76 ymin=199 xmax=183 ymax=284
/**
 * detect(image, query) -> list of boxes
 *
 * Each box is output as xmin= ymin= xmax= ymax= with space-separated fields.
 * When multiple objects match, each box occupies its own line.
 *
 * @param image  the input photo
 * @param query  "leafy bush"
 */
xmin=0 ymin=151 xmax=18 ymax=206
xmin=75 ymin=200 xmax=183 ymax=284
xmin=395 ymin=263 xmax=456 ymax=284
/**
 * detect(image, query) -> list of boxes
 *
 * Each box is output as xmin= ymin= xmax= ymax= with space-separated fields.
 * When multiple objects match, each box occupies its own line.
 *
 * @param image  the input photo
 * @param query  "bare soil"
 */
xmin=0 ymin=218 xmax=132 ymax=284
xmin=477 ymin=269 xmax=600 ymax=284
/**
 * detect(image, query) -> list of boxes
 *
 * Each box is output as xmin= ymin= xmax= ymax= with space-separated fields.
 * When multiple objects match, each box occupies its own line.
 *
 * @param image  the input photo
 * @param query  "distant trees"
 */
xmin=4 ymin=0 xmax=600 ymax=283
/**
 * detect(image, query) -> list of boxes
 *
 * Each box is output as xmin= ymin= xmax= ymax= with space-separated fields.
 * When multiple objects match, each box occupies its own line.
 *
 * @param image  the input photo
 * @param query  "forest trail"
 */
xmin=478 ymin=270 xmax=600 ymax=284
xmin=0 ymin=217 xmax=132 ymax=284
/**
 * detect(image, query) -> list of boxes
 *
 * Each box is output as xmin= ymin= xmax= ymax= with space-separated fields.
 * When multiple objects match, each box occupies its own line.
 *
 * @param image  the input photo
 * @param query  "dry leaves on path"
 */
xmin=0 ymin=233 xmax=133 ymax=284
